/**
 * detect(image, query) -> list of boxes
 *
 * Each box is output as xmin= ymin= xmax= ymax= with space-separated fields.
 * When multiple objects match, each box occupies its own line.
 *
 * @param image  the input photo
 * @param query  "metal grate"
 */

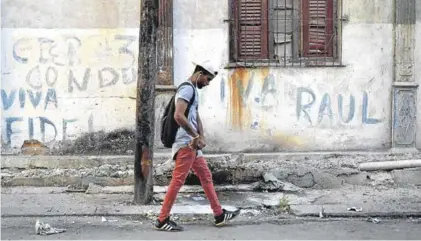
xmin=230 ymin=0 xmax=343 ymax=67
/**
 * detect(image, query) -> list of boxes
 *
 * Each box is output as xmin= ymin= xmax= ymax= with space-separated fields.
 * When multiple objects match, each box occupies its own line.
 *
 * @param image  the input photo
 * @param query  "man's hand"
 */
xmin=197 ymin=136 xmax=206 ymax=149
xmin=188 ymin=135 xmax=206 ymax=150
xmin=188 ymin=136 xmax=200 ymax=150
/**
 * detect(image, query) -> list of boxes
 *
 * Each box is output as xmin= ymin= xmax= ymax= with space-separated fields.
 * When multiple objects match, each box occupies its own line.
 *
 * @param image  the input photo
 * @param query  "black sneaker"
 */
xmin=214 ymin=208 xmax=241 ymax=227
xmin=154 ymin=217 xmax=184 ymax=232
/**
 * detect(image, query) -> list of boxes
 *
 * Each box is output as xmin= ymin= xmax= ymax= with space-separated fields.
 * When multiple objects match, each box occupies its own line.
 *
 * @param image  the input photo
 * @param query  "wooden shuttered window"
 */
xmin=157 ymin=0 xmax=173 ymax=85
xmin=233 ymin=0 xmax=269 ymax=60
xmin=302 ymin=0 xmax=334 ymax=57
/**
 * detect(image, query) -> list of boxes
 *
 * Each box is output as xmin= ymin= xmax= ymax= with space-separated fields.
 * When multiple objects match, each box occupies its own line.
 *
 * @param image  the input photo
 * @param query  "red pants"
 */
xmin=158 ymin=147 xmax=223 ymax=222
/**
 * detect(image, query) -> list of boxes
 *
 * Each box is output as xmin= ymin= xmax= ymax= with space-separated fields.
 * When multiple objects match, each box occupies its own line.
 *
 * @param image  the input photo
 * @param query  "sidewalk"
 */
xmin=2 ymin=184 xmax=421 ymax=220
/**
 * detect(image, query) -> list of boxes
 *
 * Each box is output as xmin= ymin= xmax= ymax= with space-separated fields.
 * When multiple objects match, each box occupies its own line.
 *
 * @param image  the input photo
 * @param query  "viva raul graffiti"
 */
xmin=225 ymin=68 xmax=383 ymax=131
xmin=1 ymin=29 xmax=138 ymax=150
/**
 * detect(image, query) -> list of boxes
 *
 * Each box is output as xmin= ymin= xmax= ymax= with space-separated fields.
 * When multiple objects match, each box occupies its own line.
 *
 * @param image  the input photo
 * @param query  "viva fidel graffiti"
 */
xmin=1 ymin=31 xmax=138 ymax=149
xmin=1 ymin=87 xmax=96 ymax=145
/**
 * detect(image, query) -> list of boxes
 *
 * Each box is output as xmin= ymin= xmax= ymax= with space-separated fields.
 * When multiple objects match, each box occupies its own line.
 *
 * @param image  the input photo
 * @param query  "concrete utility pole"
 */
xmin=134 ymin=0 xmax=159 ymax=204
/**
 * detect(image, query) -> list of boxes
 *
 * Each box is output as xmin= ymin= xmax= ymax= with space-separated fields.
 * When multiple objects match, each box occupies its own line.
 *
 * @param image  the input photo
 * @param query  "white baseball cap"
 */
xmin=192 ymin=60 xmax=219 ymax=78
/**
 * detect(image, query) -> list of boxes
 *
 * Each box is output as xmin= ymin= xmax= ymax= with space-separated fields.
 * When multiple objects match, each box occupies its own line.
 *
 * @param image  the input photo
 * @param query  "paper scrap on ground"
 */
xmin=347 ymin=207 xmax=363 ymax=212
xmin=35 ymin=219 xmax=66 ymax=235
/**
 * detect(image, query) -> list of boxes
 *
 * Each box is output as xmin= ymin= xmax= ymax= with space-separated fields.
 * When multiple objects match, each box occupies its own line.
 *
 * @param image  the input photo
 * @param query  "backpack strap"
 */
xmin=176 ymin=82 xmax=196 ymax=114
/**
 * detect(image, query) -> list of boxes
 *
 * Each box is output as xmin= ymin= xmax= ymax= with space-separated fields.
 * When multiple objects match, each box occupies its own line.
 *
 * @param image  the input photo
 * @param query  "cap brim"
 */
xmin=192 ymin=61 xmax=218 ymax=77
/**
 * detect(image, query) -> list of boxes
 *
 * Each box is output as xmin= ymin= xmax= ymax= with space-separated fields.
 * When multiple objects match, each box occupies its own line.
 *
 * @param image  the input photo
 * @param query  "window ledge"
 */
xmin=155 ymin=85 xmax=177 ymax=95
xmin=156 ymin=85 xmax=177 ymax=91
xmin=225 ymin=60 xmax=346 ymax=69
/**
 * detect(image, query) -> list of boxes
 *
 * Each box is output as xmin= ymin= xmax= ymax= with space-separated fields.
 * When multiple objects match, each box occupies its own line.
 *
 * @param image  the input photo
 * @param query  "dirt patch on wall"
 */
xmin=55 ymin=129 xmax=135 ymax=155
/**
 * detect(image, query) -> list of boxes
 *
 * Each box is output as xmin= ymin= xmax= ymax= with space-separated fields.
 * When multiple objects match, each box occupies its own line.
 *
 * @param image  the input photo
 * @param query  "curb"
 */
xmin=3 ymin=151 xmax=421 ymax=169
xmin=0 ymin=154 xmax=229 ymax=169
xmin=0 ymin=184 xmax=258 ymax=194
xmin=4 ymin=205 xmax=421 ymax=219
xmin=1 ymin=205 xmax=255 ymax=218
xmin=289 ymin=204 xmax=421 ymax=218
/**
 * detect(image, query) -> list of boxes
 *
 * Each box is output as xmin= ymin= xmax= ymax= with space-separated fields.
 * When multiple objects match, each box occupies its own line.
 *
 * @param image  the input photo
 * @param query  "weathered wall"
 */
xmin=173 ymin=0 xmax=395 ymax=152
xmin=2 ymin=0 xmax=417 ymax=154
xmin=1 ymin=0 xmax=140 ymax=29
xmin=1 ymin=0 xmax=143 ymax=154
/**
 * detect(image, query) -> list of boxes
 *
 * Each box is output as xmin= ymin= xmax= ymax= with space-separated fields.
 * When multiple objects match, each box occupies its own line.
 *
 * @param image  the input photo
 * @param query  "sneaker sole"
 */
xmin=154 ymin=226 xmax=183 ymax=232
xmin=214 ymin=214 xmax=240 ymax=227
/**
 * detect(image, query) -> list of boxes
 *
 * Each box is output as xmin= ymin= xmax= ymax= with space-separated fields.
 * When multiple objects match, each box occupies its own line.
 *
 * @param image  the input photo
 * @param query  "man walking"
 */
xmin=155 ymin=61 xmax=240 ymax=231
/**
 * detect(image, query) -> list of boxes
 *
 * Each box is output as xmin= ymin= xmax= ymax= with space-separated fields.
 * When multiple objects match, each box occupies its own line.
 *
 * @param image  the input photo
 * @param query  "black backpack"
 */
xmin=160 ymin=82 xmax=196 ymax=148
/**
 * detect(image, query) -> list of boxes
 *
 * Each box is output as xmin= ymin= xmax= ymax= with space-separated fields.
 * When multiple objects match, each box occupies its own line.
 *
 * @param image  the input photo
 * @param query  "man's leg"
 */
xmin=192 ymin=156 xmax=240 ymax=226
xmin=155 ymin=147 xmax=195 ymax=231
xmin=191 ymin=156 xmax=223 ymax=216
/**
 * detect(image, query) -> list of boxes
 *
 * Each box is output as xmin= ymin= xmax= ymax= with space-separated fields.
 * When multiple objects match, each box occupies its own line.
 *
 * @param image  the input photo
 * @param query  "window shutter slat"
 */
xmin=236 ymin=0 xmax=268 ymax=60
xmin=302 ymin=0 xmax=334 ymax=57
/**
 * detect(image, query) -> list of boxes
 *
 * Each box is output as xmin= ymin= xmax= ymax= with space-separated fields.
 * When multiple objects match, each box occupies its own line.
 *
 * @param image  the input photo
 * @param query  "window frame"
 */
xmin=233 ymin=0 xmax=270 ymax=61
xmin=227 ymin=0 xmax=344 ymax=68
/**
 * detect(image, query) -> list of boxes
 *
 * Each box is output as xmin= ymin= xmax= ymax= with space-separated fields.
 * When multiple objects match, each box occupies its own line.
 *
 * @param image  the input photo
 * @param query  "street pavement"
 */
xmin=2 ymin=186 xmax=421 ymax=239
xmin=2 ymin=216 xmax=421 ymax=240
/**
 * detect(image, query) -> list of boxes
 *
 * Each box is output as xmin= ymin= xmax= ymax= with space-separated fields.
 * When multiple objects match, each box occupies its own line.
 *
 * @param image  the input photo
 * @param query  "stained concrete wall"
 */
xmin=1 ymin=0 xmax=143 ymax=154
xmin=173 ymin=0 xmax=396 ymax=152
xmin=1 ymin=0 xmax=418 ymax=155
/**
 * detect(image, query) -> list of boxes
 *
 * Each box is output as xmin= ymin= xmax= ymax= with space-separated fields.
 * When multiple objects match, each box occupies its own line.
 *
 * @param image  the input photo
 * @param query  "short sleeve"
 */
xmin=176 ymin=84 xmax=194 ymax=103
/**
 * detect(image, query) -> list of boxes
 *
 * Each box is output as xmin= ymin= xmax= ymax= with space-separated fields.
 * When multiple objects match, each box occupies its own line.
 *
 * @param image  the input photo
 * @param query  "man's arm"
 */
xmin=174 ymin=99 xmax=199 ymax=138
xmin=196 ymin=112 xmax=207 ymax=149
xmin=197 ymin=112 xmax=204 ymax=137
